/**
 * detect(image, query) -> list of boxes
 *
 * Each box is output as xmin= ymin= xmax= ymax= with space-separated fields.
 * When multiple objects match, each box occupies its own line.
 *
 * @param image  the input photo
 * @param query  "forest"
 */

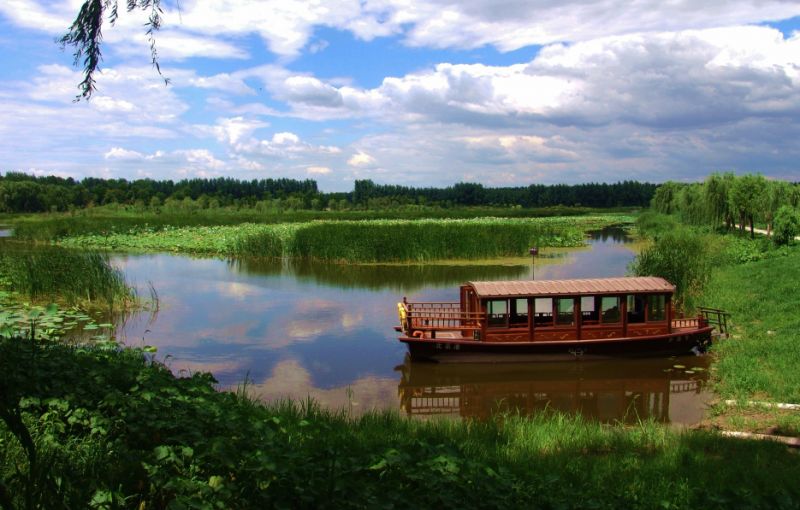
xmin=0 ymin=172 xmax=656 ymax=213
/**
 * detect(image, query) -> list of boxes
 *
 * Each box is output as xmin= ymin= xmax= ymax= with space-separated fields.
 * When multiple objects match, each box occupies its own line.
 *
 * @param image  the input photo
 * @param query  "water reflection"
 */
xmin=106 ymin=226 xmax=711 ymax=425
xmin=0 ymin=227 xmax=12 ymax=238
xmin=231 ymin=258 xmax=529 ymax=292
xmin=398 ymin=356 xmax=710 ymax=425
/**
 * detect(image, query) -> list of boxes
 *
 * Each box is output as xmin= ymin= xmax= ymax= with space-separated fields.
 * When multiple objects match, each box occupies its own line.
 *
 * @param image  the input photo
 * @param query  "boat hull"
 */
xmin=399 ymin=327 xmax=714 ymax=362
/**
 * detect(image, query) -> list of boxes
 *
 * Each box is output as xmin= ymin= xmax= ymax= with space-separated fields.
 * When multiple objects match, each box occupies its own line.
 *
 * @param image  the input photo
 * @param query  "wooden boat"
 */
xmin=396 ymin=277 xmax=721 ymax=362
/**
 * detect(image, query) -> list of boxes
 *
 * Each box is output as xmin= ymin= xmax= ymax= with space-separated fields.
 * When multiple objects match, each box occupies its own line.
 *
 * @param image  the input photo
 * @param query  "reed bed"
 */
xmin=0 ymin=244 xmax=135 ymax=309
xmin=9 ymin=206 xmax=614 ymax=241
xmin=60 ymin=215 xmax=629 ymax=263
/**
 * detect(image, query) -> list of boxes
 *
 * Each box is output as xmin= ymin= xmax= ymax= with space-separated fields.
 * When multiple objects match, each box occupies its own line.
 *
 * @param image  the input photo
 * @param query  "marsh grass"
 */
xmin=60 ymin=216 xmax=628 ymax=262
xmin=9 ymin=206 xmax=626 ymax=241
xmin=0 ymin=244 xmax=135 ymax=310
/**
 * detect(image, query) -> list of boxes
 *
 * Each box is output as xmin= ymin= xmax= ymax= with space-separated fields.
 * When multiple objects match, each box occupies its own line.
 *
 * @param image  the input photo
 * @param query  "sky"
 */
xmin=0 ymin=1 xmax=799 ymax=191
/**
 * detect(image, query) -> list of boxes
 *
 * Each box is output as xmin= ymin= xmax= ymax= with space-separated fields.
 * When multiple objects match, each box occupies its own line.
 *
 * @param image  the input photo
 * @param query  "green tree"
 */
xmin=763 ymin=180 xmax=791 ymax=236
xmin=773 ymin=206 xmax=800 ymax=246
xmin=703 ymin=172 xmax=734 ymax=229
xmin=61 ymin=0 xmax=166 ymax=99
xmin=729 ymin=173 xmax=767 ymax=238
xmin=677 ymin=184 xmax=705 ymax=225
xmin=651 ymin=181 xmax=680 ymax=215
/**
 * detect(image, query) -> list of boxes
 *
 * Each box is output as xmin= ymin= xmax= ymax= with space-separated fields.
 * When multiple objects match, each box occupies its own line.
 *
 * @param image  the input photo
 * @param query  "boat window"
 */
xmin=627 ymin=295 xmax=645 ymax=324
xmin=510 ymin=298 xmax=528 ymax=326
xmin=581 ymin=296 xmax=598 ymax=324
xmin=534 ymin=298 xmax=553 ymax=327
xmin=556 ymin=298 xmax=575 ymax=326
xmin=647 ymin=294 xmax=666 ymax=321
xmin=601 ymin=296 xmax=621 ymax=323
xmin=487 ymin=299 xmax=508 ymax=328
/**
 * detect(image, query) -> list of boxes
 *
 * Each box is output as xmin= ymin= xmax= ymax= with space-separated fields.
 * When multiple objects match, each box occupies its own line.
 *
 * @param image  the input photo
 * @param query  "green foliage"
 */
xmin=650 ymin=181 xmax=681 ymax=215
xmin=703 ymin=172 xmax=734 ymax=228
xmin=59 ymin=216 xmax=629 ymax=263
xmin=629 ymin=231 xmax=719 ymax=311
xmin=0 ymin=245 xmax=135 ymax=309
xmin=648 ymin=174 xmax=798 ymax=236
xmin=2 ymin=333 xmax=799 ymax=509
xmin=0 ymin=171 xmax=657 ymax=213
xmin=729 ymin=174 xmax=767 ymax=236
xmin=9 ymin=206 xmax=623 ymax=241
xmin=772 ymin=205 xmax=800 ymax=246
xmin=633 ymin=211 xmax=679 ymax=238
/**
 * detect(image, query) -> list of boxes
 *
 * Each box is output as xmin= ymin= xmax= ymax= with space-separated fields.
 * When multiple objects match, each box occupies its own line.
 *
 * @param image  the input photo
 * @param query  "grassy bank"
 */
xmin=2 ymin=336 xmax=798 ymax=510
xmin=631 ymin=212 xmax=800 ymax=436
xmin=702 ymin=247 xmax=800 ymax=436
xmin=59 ymin=215 xmax=630 ymax=262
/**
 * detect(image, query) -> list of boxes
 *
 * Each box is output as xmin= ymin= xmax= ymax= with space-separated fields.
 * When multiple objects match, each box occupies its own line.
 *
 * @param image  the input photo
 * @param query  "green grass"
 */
xmin=704 ymin=247 xmax=800 ymax=403
xmin=1 ymin=335 xmax=798 ymax=509
xmin=58 ymin=215 xmax=630 ymax=262
xmin=0 ymin=243 xmax=135 ymax=310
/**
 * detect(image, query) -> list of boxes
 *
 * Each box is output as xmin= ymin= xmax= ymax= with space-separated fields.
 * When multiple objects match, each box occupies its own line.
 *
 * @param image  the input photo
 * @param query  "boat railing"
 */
xmin=698 ymin=307 xmax=730 ymax=338
xmin=400 ymin=301 xmax=484 ymax=336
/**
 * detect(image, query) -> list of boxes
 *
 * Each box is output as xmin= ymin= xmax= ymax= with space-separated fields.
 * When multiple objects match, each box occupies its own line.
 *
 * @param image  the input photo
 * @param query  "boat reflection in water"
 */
xmin=397 ymin=356 xmax=711 ymax=424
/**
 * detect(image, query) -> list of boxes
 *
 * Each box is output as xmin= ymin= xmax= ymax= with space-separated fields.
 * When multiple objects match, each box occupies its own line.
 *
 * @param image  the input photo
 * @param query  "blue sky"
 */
xmin=0 ymin=1 xmax=799 ymax=191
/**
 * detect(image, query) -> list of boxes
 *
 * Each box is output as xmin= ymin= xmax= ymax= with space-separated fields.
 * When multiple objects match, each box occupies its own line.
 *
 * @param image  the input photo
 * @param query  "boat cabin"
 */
xmin=400 ymin=277 xmax=687 ymax=343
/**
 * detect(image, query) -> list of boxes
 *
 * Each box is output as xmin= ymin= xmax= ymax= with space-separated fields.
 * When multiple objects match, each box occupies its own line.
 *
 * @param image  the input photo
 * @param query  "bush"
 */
xmin=772 ymin=205 xmax=800 ymax=246
xmin=629 ymin=231 xmax=718 ymax=312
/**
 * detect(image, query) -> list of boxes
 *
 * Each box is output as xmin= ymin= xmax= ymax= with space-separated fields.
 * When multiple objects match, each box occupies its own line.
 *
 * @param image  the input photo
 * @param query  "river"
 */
xmin=109 ymin=227 xmax=710 ymax=425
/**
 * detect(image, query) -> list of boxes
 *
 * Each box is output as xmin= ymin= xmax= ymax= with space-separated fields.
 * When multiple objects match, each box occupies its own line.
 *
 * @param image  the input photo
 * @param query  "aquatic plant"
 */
xmin=0 ymin=244 xmax=135 ymax=310
xmin=60 ymin=215 xmax=630 ymax=263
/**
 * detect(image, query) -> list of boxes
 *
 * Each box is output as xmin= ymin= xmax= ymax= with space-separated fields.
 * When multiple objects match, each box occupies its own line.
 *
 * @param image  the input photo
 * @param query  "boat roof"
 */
xmin=466 ymin=277 xmax=675 ymax=298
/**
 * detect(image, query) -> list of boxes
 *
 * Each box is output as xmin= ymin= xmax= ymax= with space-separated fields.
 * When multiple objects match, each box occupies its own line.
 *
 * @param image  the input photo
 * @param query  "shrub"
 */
xmin=629 ymin=231 xmax=717 ymax=312
xmin=772 ymin=205 xmax=800 ymax=246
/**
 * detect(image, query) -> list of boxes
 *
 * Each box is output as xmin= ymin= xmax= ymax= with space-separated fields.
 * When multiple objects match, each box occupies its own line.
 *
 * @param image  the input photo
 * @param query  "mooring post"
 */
xmin=529 ymin=246 xmax=539 ymax=280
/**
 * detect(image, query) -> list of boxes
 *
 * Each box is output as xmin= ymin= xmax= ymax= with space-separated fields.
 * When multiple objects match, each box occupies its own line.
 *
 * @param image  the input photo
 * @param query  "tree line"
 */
xmin=0 ymin=172 xmax=657 ymax=213
xmin=651 ymin=173 xmax=800 ymax=244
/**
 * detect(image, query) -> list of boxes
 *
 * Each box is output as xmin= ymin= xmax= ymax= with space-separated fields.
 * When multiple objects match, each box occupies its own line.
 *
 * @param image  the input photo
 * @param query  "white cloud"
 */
xmin=306 ymin=166 xmax=332 ymax=175
xmin=208 ymin=117 xmax=269 ymax=145
xmin=4 ymin=0 xmax=799 ymax=61
xmin=347 ymin=151 xmax=376 ymax=167
xmin=104 ymin=147 xmax=144 ymax=160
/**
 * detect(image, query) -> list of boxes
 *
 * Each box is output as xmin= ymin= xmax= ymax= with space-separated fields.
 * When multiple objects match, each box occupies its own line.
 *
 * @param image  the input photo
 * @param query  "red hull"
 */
xmin=399 ymin=327 xmax=714 ymax=362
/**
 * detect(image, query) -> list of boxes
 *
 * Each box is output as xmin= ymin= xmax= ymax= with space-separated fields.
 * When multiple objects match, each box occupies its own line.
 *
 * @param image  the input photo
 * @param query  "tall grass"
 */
xmin=9 ymin=206 xmax=627 ymax=241
xmin=629 ymin=229 xmax=722 ymax=311
xmin=0 ymin=244 xmax=135 ymax=309
xmin=284 ymin=219 xmax=587 ymax=262
xmin=61 ymin=216 xmax=628 ymax=263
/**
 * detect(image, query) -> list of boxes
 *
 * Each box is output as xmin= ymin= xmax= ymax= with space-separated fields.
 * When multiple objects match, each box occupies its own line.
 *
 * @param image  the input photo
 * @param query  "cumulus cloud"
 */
xmin=5 ymin=0 xmax=798 ymax=60
xmin=347 ymin=152 xmax=377 ymax=167
xmin=104 ymin=147 xmax=145 ymax=160
xmin=287 ymin=25 xmax=799 ymax=134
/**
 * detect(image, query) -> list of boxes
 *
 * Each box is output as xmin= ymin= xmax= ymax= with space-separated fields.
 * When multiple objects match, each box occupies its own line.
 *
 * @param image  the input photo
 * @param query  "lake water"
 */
xmin=111 ymin=228 xmax=711 ymax=425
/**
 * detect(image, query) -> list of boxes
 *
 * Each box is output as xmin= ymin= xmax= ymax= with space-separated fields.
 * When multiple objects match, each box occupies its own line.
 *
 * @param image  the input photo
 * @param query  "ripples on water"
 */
xmin=108 ymin=227 xmax=711 ymax=425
